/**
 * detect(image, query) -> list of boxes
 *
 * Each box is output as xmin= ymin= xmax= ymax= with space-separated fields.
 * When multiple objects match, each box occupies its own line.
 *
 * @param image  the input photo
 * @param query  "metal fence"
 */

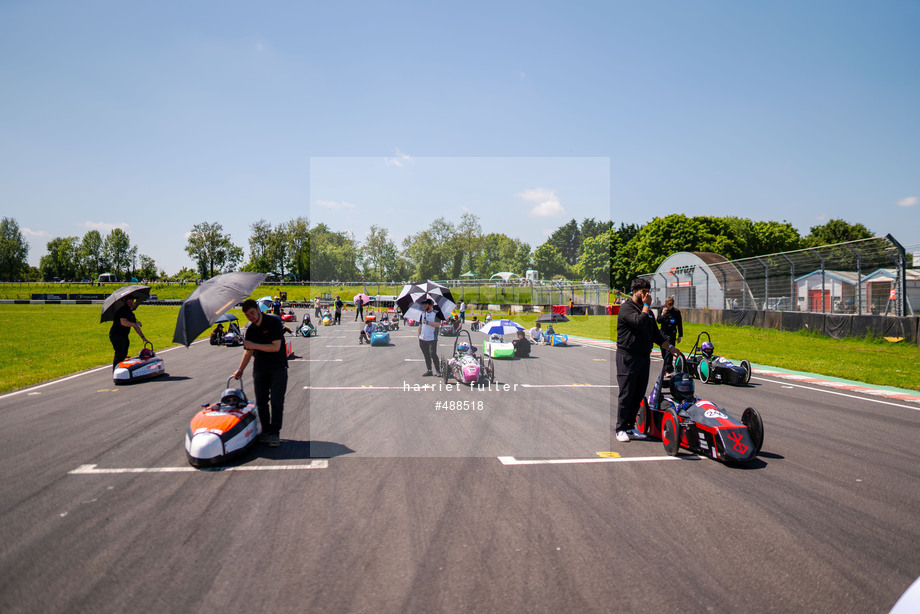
xmin=642 ymin=235 xmax=918 ymax=316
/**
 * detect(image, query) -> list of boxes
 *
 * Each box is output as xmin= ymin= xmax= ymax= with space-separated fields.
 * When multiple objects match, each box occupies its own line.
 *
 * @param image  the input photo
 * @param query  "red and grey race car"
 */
xmin=637 ymin=359 xmax=764 ymax=463
xmin=675 ymin=331 xmax=752 ymax=385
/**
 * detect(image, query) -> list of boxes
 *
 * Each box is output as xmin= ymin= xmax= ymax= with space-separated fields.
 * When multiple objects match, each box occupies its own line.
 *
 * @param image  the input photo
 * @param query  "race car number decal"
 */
xmin=704 ymin=409 xmax=727 ymax=419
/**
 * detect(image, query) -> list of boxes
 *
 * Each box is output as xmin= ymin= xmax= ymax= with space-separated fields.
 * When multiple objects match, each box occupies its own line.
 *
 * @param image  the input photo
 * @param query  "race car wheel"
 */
xmin=662 ymin=407 xmax=681 ymax=456
xmin=636 ymin=398 xmax=649 ymax=435
xmin=742 ymin=407 xmax=764 ymax=454
xmin=699 ymin=358 xmax=712 ymax=384
xmin=741 ymin=360 xmax=752 ymax=384
xmin=441 ymin=359 xmax=449 ymax=384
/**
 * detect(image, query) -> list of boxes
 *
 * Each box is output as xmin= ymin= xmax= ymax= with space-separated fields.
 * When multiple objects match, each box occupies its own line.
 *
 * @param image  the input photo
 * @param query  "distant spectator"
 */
xmin=512 ymin=330 xmax=531 ymax=357
xmin=355 ymin=296 xmax=364 ymax=321
xmin=657 ymin=296 xmax=683 ymax=374
xmin=359 ymin=321 xmax=373 ymax=344
xmin=529 ymin=322 xmax=544 ymax=343
xmin=334 ymin=295 xmax=343 ymax=325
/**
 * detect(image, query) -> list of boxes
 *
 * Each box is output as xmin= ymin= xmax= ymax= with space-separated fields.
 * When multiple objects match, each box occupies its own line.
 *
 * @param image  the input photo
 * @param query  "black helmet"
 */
xmin=220 ymin=388 xmax=247 ymax=409
xmin=671 ymin=372 xmax=695 ymax=403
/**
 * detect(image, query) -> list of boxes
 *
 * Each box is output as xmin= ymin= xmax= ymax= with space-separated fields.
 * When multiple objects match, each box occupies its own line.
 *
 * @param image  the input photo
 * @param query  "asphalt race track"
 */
xmin=1 ymin=319 xmax=919 ymax=613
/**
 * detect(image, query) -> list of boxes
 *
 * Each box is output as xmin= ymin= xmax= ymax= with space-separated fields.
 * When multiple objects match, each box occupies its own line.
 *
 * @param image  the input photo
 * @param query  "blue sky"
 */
xmin=1 ymin=0 xmax=918 ymax=274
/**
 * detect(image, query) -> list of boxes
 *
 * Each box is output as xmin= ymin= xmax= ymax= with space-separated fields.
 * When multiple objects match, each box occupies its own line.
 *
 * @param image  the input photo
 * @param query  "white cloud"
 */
xmin=517 ymin=187 xmax=566 ymax=217
xmin=896 ymin=196 xmax=919 ymax=208
xmin=384 ymin=147 xmax=412 ymax=168
xmin=80 ymin=221 xmax=130 ymax=233
xmin=22 ymin=227 xmax=50 ymax=238
xmin=316 ymin=200 xmax=356 ymax=210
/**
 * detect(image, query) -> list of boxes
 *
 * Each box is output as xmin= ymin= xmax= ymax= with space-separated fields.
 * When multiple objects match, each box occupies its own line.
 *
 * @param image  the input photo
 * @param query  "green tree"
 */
xmin=402 ymin=217 xmax=456 ymax=280
xmin=575 ymin=232 xmax=610 ymax=282
xmin=184 ymin=222 xmax=243 ymax=278
xmin=284 ymin=217 xmax=311 ymax=281
xmin=750 ymin=220 xmax=802 ymax=255
xmin=137 ymin=254 xmax=158 ymax=280
xmin=546 ymin=219 xmax=581 ymax=271
xmin=78 ymin=229 xmax=104 ymax=279
xmin=362 ymin=225 xmax=400 ymax=281
xmin=532 ymin=242 xmax=567 ymax=279
xmin=102 ymin=228 xmax=134 ymax=278
xmin=310 ymin=224 xmax=359 ymax=281
xmin=246 ymin=219 xmax=274 ymax=272
xmin=39 ymin=236 xmax=80 ymax=280
xmin=803 ymin=219 xmax=873 ymax=247
xmin=0 ymin=217 xmax=30 ymax=281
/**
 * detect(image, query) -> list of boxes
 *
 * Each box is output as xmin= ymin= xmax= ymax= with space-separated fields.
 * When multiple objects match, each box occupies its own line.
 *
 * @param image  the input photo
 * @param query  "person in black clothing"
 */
xmin=512 ymin=330 xmax=531 ymax=357
xmin=233 ymin=299 xmax=288 ymax=447
xmin=109 ymin=297 xmax=149 ymax=370
xmin=355 ymin=296 xmax=364 ymax=321
xmin=656 ymin=296 xmax=683 ymax=373
xmin=615 ymin=278 xmax=677 ymax=443
xmin=334 ymin=295 xmax=343 ymax=325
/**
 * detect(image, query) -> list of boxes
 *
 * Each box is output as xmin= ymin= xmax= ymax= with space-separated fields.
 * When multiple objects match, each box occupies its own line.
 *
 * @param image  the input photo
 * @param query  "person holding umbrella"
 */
xmin=232 ymin=299 xmax=288 ymax=448
xmin=354 ymin=296 xmax=364 ymax=321
xmin=109 ymin=296 xmax=149 ymax=370
xmin=418 ymin=298 xmax=442 ymax=376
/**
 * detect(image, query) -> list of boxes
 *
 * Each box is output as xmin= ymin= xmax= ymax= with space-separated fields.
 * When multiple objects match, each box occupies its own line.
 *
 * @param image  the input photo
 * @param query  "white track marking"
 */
xmin=304 ymin=384 xmax=615 ymax=390
xmin=291 ymin=359 xmax=343 ymax=362
xmin=498 ymin=455 xmax=695 ymax=465
xmin=69 ymin=461 xmax=328 ymax=474
xmin=519 ymin=384 xmax=616 ymax=388
xmin=753 ymin=376 xmax=920 ymax=412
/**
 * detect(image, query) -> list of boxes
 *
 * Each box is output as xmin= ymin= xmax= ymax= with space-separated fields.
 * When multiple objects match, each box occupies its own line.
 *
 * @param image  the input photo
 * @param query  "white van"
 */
xmin=98 ymin=273 xmax=118 ymax=283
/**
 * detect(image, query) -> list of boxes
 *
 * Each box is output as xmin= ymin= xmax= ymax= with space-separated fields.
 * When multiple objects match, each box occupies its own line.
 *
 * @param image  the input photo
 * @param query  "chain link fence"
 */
xmin=643 ymin=235 xmax=918 ymax=317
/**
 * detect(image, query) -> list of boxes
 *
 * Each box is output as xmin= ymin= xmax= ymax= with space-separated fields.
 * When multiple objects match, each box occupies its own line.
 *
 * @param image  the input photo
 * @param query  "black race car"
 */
xmin=637 ymin=359 xmax=764 ymax=463
xmin=675 ymin=331 xmax=752 ymax=386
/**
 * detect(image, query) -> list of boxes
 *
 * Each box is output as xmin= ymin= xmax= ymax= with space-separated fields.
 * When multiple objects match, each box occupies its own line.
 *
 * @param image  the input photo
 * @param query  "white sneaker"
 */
xmin=616 ymin=430 xmax=630 ymax=443
xmin=629 ymin=429 xmax=648 ymax=440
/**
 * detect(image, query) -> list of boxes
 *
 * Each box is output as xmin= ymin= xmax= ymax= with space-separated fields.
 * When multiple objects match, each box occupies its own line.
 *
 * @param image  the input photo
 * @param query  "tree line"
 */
xmin=0 ymin=214 xmax=874 ymax=290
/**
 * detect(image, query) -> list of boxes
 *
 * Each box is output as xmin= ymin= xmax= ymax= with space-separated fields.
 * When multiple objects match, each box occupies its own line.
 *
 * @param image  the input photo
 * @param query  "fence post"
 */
xmin=817 ymin=252 xmax=826 ymax=313
xmin=846 ymin=244 xmax=862 ymax=315
xmin=887 ymin=234 xmax=907 ymax=317
xmin=737 ymin=262 xmax=747 ymax=310
xmin=756 ymin=257 xmax=768 ymax=311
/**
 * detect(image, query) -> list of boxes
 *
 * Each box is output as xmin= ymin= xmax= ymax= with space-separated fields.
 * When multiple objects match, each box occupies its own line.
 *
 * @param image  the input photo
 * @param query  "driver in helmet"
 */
xmin=669 ymin=372 xmax=696 ymax=411
xmin=220 ymin=387 xmax=247 ymax=410
xmin=700 ymin=341 xmax=714 ymax=359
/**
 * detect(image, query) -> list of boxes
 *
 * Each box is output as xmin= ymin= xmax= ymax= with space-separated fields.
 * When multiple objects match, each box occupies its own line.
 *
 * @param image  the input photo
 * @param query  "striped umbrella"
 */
xmin=396 ymin=280 xmax=456 ymax=322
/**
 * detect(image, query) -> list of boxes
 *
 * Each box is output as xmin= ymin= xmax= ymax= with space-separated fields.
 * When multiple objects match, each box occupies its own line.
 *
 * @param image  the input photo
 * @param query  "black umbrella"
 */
xmin=536 ymin=311 xmax=570 ymax=324
xmin=100 ymin=285 xmax=151 ymax=323
xmin=173 ymin=272 xmax=267 ymax=346
xmin=396 ymin=280 xmax=456 ymax=322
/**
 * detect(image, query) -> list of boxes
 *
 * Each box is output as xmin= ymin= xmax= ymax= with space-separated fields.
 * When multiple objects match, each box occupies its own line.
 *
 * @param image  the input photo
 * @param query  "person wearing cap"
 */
xmin=615 ymin=278 xmax=678 ymax=443
xmin=232 ymin=298 xmax=288 ymax=447
xmin=418 ymin=298 xmax=442 ymax=376
xmin=109 ymin=296 xmax=149 ymax=370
